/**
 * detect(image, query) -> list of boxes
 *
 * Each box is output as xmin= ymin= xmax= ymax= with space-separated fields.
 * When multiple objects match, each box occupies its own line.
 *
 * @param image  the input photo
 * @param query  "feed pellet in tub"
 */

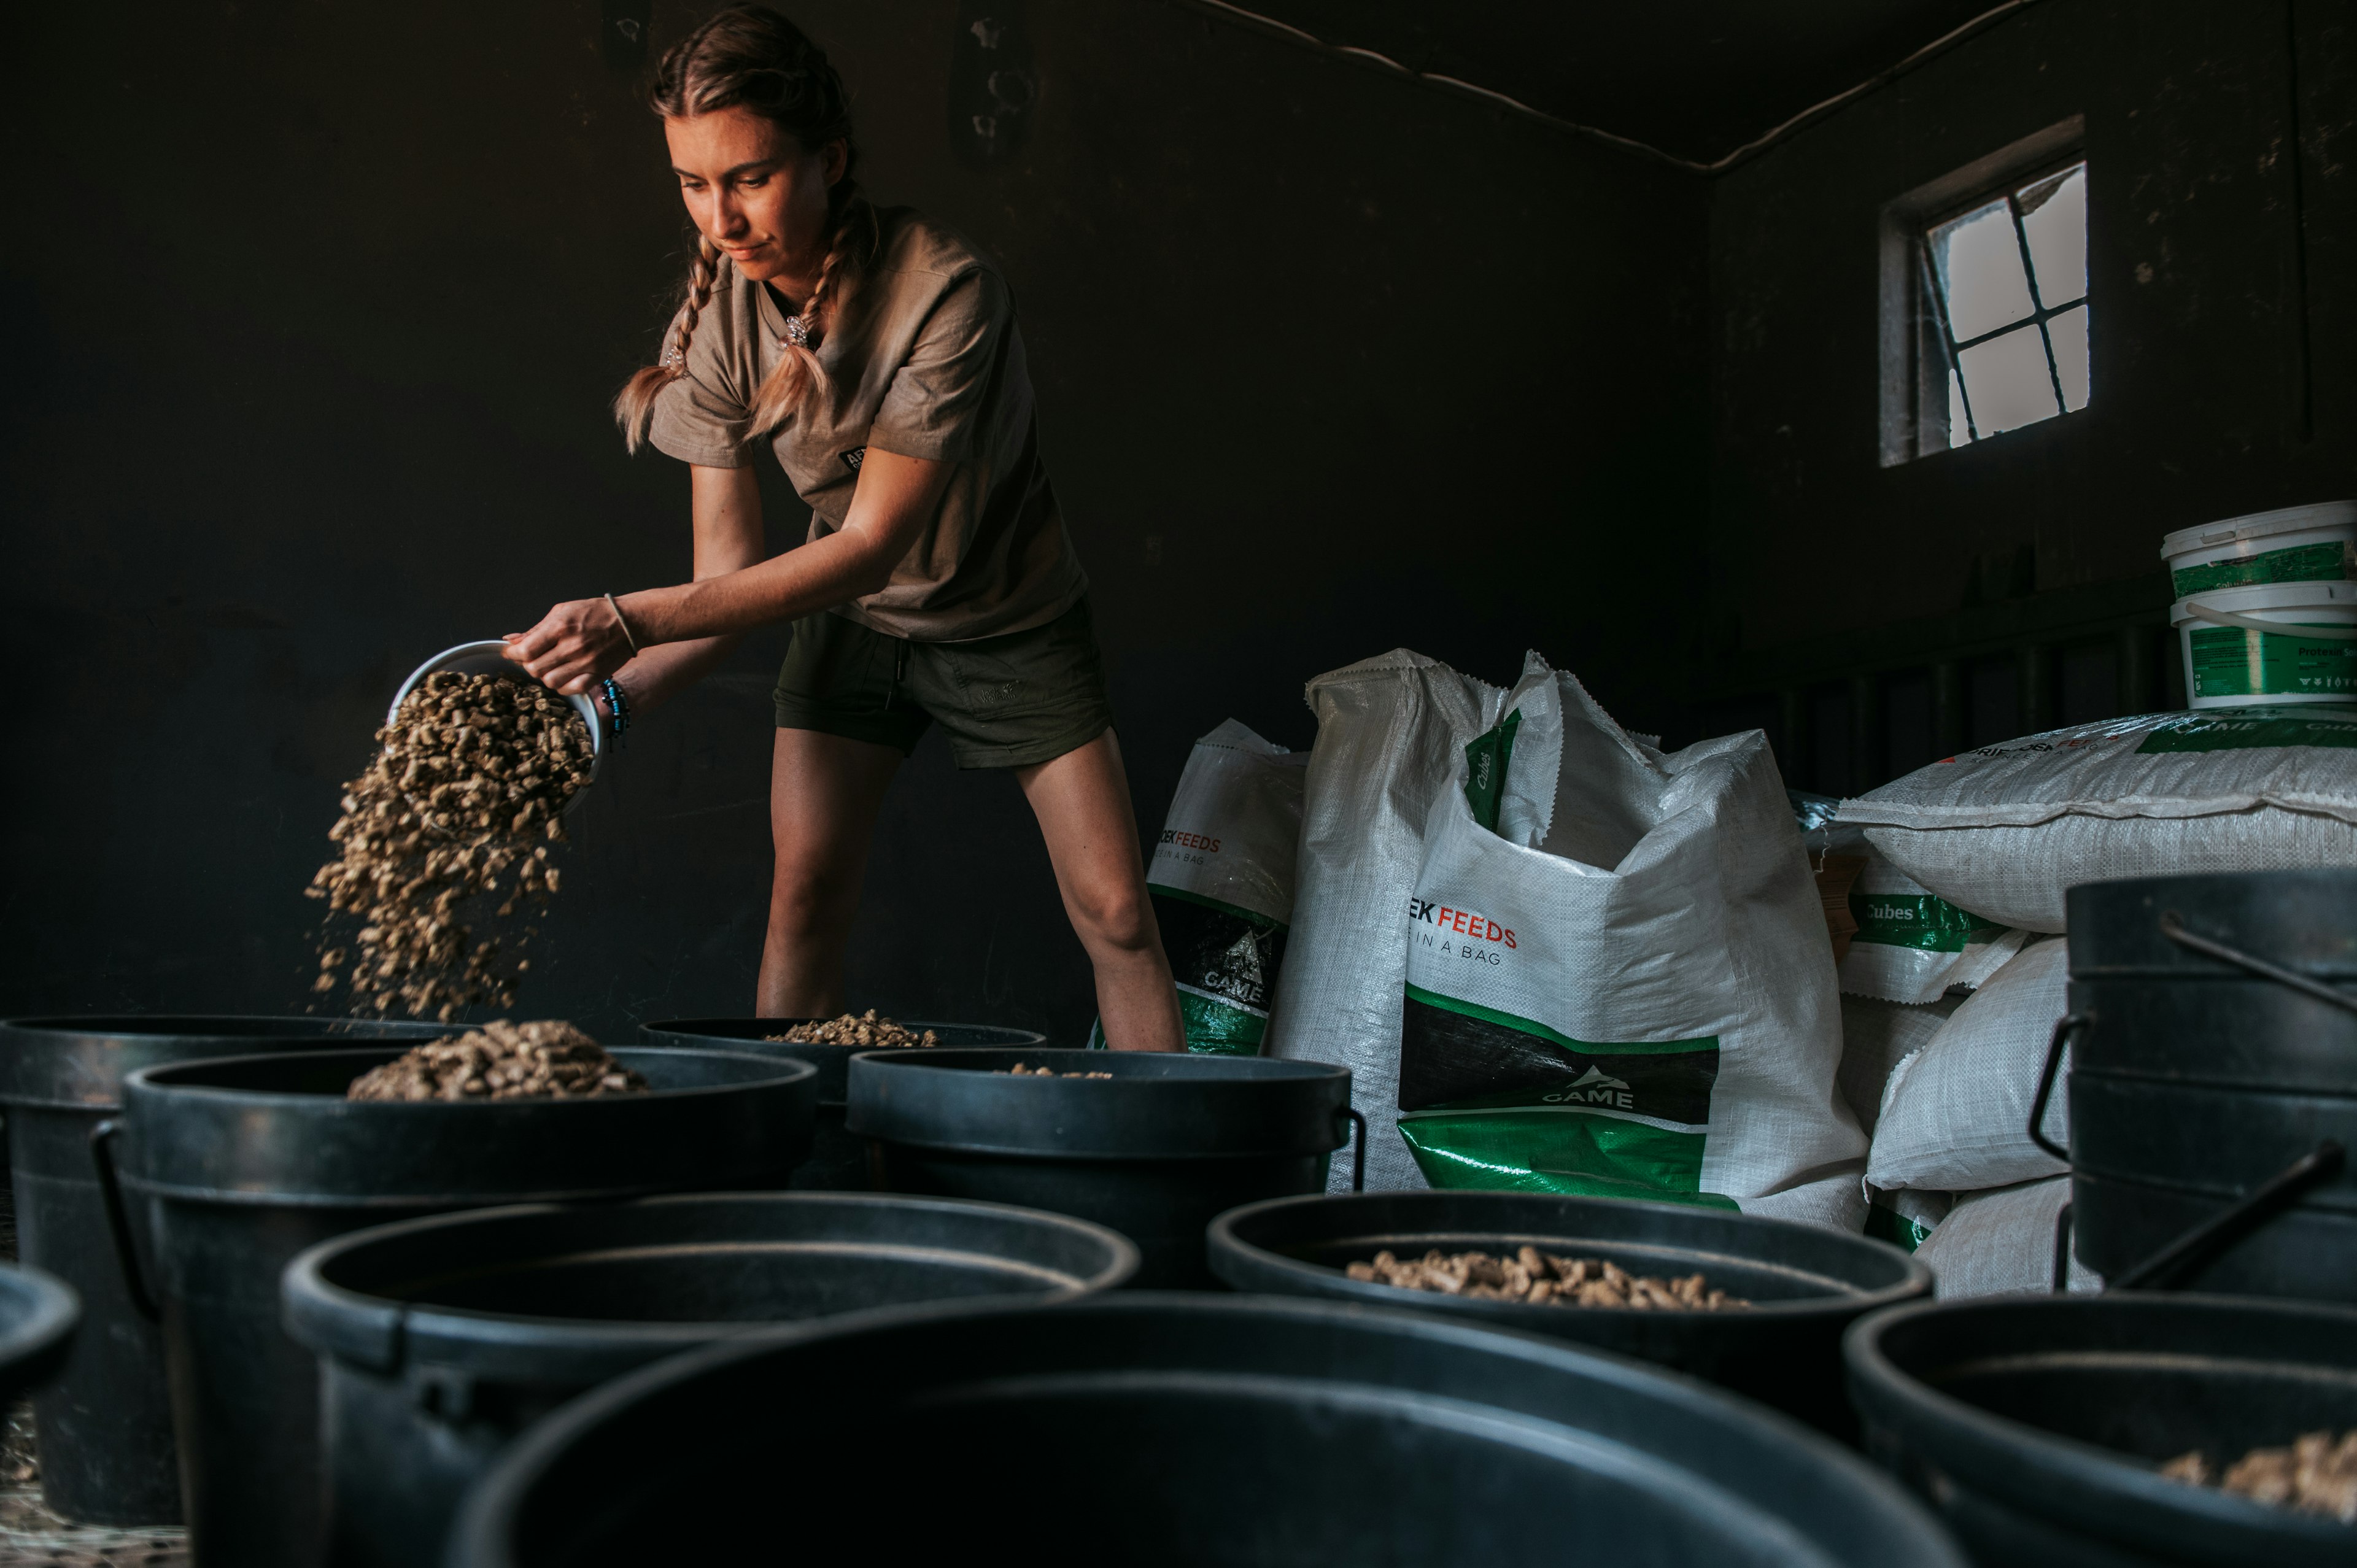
xmin=2162 ymin=1430 xmax=2357 ymax=1523
xmin=311 ymin=672 xmax=593 ymax=1019
xmin=765 ymin=1010 xmax=941 ymax=1049
xmin=1345 ymin=1247 xmax=1749 ymax=1310
xmin=346 ymin=1020 xmax=648 ymax=1102
xmin=999 ymin=1064 xmax=1113 ymax=1079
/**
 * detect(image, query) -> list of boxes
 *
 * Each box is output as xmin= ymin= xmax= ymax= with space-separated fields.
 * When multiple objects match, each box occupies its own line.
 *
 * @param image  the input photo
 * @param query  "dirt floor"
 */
xmin=0 ymin=1407 xmax=187 ymax=1566
xmin=0 ymin=1178 xmax=189 ymax=1565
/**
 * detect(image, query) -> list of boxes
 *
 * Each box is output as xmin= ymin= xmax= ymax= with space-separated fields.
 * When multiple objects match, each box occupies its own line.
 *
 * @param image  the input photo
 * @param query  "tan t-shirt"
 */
xmin=648 ymin=207 xmax=1086 ymax=642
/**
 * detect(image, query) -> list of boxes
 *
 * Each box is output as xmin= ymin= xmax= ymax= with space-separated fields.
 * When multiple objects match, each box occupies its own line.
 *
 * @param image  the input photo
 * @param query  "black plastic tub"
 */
xmin=0 ymin=1261 xmax=81 ymax=1409
xmin=449 ymin=1293 xmax=1965 ymax=1567
xmin=1846 ymin=1292 xmax=2357 ymax=1566
xmin=637 ymin=1017 xmax=1046 ymax=1191
xmin=846 ymin=1047 xmax=1355 ymax=1287
xmin=1208 ymin=1188 xmax=1930 ymax=1434
xmin=109 ymin=1045 xmax=815 ymax=1568
xmin=284 ymin=1192 xmax=1134 ymax=1568
xmin=0 ymin=1014 xmax=443 ymax=1524
xmin=2062 ymin=872 xmax=2357 ymax=1297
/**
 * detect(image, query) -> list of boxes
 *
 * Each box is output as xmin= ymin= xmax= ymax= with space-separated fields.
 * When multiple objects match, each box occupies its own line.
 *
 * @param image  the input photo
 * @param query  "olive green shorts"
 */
xmin=773 ymin=597 xmax=1113 ymax=769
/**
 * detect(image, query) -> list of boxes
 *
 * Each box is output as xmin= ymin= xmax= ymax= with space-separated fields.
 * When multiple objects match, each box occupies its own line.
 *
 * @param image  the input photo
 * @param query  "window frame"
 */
xmin=1918 ymin=155 xmax=2090 ymax=446
xmin=1878 ymin=117 xmax=2086 ymax=466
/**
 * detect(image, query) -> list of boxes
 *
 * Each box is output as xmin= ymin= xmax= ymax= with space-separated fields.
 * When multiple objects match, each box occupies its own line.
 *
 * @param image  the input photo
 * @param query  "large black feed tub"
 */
xmin=449 ymin=1293 xmax=1966 ymax=1568
xmin=100 ymin=1044 xmax=815 ymax=1568
xmin=284 ymin=1191 xmax=1135 ymax=1568
xmin=0 ymin=1013 xmax=443 ymax=1525
xmin=637 ymin=1016 xmax=1045 ymax=1190
xmin=846 ymin=1046 xmax=1361 ymax=1288
xmin=1209 ymin=1188 xmax=1929 ymax=1434
xmin=1847 ymin=1291 xmax=2357 ymax=1567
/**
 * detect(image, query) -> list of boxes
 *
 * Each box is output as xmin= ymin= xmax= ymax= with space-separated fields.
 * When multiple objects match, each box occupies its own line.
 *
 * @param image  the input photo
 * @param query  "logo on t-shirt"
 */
xmin=841 ymin=446 xmax=866 ymax=473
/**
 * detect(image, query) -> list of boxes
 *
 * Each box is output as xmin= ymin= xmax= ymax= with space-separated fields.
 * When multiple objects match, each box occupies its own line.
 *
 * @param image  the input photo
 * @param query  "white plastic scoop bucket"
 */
xmin=386 ymin=640 xmax=603 ymax=795
xmin=2161 ymin=500 xmax=2357 ymax=598
xmin=2170 ymin=580 xmax=2357 ymax=708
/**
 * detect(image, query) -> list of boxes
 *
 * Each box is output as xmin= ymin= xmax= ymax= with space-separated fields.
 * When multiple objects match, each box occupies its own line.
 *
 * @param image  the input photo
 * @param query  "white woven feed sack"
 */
xmin=1916 ymin=1175 xmax=2099 ymax=1297
xmin=1145 ymin=720 xmax=1309 ymax=1056
xmin=1839 ymin=708 xmax=2357 ymax=932
xmin=1393 ymin=654 xmax=1866 ymax=1223
xmin=1838 ymin=837 xmax=2026 ymax=1003
xmin=1796 ymin=796 xmax=2026 ymax=1003
xmin=1265 ymin=651 xmax=1511 ymax=1193
xmin=1836 ymin=992 xmax=1960 ymax=1138
xmin=1868 ymin=937 xmax=2070 ymax=1194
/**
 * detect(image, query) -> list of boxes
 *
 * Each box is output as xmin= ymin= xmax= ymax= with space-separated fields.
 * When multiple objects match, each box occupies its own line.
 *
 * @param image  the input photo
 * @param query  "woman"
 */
xmin=505 ymin=5 xmax=1183 ymax=1051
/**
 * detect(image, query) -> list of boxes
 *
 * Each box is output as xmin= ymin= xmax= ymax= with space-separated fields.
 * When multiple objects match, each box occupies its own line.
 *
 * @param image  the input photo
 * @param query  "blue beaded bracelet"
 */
xmin=600 ymin=677 xmax=630 ymax=746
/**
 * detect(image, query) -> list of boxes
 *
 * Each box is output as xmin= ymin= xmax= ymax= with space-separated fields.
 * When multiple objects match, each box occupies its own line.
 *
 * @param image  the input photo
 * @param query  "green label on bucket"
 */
xmin=2186 ymin=623 xmax=2357 ymax=698
xmin=1848 ymin=892 xmax=2005 ymax=951
xmin=2172 ymin=541 xmax=2351 ymax=597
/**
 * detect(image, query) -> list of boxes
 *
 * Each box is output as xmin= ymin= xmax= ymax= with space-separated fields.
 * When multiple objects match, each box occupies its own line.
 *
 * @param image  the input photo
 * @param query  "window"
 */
xmin=1921 ymin=161 xmax=2089 ymax=446
xmin=1878 ymin=118 xmax=2087 ymax=466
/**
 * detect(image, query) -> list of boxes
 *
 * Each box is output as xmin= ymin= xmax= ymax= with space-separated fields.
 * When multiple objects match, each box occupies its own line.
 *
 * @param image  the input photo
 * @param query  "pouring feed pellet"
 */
xmin=309 ymin=671 xmax=593 ymax=1020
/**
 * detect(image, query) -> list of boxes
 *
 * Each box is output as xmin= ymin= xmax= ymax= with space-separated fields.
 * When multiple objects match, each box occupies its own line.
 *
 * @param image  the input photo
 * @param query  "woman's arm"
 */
xmin=567 ymin=463 xmax=766 ymax=718
xmin=506 ymin=448 xmax=950 ymax=698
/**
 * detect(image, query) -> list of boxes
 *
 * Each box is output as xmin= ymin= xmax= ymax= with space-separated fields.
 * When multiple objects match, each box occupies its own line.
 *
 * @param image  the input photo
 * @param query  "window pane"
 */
xmin=1957 ymin=323 xmax=2059 ymax=434
xmin=2048 ymin=303 xmax=2090 ymax=412
xmin=2019 ymin=163 xmax=2087 ymax=306
xmin=1949 ymin=367 xmax=1972 ymax=447
xmin=1931 ymin=199 xmax=2035 ymax=340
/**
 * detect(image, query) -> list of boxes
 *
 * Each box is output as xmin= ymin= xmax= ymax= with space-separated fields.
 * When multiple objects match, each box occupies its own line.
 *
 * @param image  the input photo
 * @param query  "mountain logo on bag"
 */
xmin=1542 ymin=1065 xmax=1633 ymax=1109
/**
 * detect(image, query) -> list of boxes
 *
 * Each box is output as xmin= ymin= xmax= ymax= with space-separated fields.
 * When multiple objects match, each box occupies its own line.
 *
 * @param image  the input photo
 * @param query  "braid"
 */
xmin=613 ymin=237 xmax=725 ymax=455
xmin=674 ymin=236 xmax=723 ymax=367
xmin=746 ymin=183 xmax=875 ymax=437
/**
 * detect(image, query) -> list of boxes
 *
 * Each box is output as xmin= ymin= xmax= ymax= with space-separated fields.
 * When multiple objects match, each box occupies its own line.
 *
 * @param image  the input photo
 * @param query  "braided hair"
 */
xmin=614 ymin=6 xmax=878 ymax=453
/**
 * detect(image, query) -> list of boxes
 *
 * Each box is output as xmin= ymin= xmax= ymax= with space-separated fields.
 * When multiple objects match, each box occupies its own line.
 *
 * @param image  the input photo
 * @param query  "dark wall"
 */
xmin=1705 ymin=0 xmax=2357 ymax=778
xmin=0 ymin=1 xmax=1707 ymax=1038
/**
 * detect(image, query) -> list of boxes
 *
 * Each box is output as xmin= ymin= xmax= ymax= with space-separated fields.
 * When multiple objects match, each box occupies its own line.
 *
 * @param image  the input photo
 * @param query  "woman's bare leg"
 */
xmin=757 ymin=728 xmax=903 ymax=1016
xmin=1016 ymin=730 xmax=1186 ymax=1051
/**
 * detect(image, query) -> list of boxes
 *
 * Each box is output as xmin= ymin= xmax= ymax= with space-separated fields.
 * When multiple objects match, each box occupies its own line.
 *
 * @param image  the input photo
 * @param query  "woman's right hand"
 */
xmin=503 ymin=596 xmax=638 ymax=695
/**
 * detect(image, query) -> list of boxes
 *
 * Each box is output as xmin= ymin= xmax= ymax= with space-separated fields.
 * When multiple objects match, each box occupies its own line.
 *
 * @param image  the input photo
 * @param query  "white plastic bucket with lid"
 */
xmin=2170 ymin=580 xmax=2357 ymax=708
xmin=2160 ymin=500 xmax=2357 ymax=598
xmin=386 ymin=640 xmax=603 ymax=794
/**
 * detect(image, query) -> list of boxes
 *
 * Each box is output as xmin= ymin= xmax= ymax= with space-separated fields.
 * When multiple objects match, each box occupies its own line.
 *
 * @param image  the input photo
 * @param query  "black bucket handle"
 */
xmin=88 ymin=1118 xmax=160 ymax=1323
xmin=2027 ymin=1012 xmax=2088 ymax=1163
xmin=2106 ymin=1140 xmax=2346 ymax=1291
xmin=1337 ymin=1106 xmax=1368 ymax=1192
xmin=2158 ymin=910 xmax=2357 ymax=1017
xmin=2049 ymin=1147 xmax=2349 ymax=1292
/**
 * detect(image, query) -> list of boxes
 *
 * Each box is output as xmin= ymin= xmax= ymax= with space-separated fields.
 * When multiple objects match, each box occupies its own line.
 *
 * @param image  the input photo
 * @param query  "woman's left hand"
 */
xmin=503 ymin=597 xmax=635 ymax=695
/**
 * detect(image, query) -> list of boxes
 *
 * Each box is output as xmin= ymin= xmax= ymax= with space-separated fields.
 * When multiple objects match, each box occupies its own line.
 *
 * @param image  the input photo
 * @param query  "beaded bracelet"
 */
xmin=600 ymin=677 xmax=630 ymax=746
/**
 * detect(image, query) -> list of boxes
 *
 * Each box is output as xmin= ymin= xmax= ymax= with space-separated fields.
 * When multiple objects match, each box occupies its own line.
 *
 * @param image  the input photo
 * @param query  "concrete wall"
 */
xmin=0 ymin=1 xmax=1707 ymax=1038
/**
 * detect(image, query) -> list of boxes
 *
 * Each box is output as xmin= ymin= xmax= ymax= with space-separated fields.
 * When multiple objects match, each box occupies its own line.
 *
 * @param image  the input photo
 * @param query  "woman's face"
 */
xmin=664 ymin=106 xmax=844 ymax=285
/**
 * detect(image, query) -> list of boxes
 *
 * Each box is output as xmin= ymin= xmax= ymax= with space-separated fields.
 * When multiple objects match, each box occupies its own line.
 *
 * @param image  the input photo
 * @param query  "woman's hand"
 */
xmin=503 ymin=597 xmax=635 ymax=695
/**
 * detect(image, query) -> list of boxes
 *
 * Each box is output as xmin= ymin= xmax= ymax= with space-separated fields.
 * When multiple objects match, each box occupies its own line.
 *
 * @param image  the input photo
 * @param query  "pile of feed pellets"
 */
xmin=346 ymin=1020 xmax=647 ymax=1102
xmin=767 ymin=1011 xmax=941 ymax=1049
xmin=2162 ymin=1430 xmax=2357 ymax=1522
xmin=311 ymin=671 xmax=593 ymax=1019
xmin=1000 ymin=1064 xmax=1113 ymax=1079
xmin=1345 ymin=1247 xmax=1749 ymax=1311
